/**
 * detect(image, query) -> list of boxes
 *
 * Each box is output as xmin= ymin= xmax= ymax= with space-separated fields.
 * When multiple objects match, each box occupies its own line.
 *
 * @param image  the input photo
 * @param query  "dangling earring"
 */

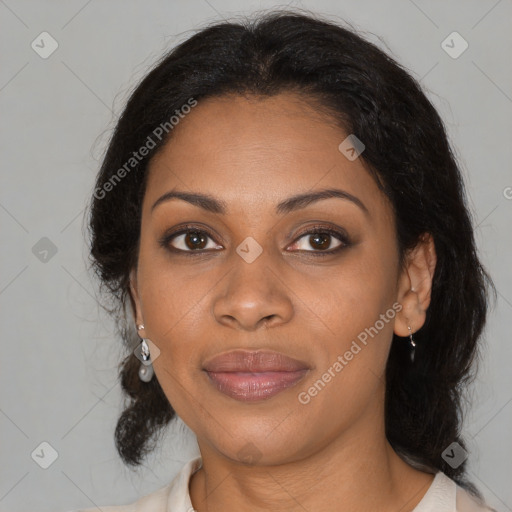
xmin=136 ymin=324 xmax=154 ymax=382
xmin=408 ymin=325 xmax=416 ymax=363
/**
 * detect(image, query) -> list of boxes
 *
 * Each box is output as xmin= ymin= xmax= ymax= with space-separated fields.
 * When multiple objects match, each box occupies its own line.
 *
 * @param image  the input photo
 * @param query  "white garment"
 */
xmin=74 ymin=456 xmax=495 ymax=512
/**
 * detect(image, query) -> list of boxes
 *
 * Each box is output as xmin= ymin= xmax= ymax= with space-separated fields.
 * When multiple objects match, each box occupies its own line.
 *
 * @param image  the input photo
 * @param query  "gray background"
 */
xmin=1 ymin=1 xmax=511 ymax=511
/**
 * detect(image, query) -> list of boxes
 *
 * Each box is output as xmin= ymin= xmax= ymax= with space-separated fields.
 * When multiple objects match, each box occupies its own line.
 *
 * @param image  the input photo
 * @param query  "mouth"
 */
xmin=202 ymin=349 xmax=310 ymax=402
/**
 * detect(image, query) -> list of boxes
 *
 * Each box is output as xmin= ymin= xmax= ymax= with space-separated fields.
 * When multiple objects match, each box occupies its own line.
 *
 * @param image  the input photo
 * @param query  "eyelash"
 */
xmin=158 ymin=223 xmax=352 ymax=257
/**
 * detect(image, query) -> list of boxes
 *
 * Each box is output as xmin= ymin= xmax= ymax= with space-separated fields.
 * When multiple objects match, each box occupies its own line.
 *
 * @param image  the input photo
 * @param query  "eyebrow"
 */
xmin=151 ymin=187 xmax=369 ymax=217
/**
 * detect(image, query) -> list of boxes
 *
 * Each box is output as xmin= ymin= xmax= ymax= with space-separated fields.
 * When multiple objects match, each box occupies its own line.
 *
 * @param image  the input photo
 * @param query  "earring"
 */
xmin=408 ymin=325 xmax=416 ymax=363
xmin=136 ymin=324 xmax=154 ymax=382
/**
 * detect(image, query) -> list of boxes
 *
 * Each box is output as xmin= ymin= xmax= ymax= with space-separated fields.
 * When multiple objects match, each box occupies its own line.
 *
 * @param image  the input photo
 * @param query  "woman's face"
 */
xmin=130 ymin=92 xmax=423 ymax=465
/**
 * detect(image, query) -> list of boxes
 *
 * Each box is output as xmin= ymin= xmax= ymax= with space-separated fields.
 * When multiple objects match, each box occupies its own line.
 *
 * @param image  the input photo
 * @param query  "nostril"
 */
xmin=262 ymin=315 xmax=276 ymax=326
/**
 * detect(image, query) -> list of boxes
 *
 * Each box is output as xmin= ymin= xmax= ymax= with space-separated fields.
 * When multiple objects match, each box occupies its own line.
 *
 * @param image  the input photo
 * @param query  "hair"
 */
xmin=87 ymin=9 xmax=495 ymax=498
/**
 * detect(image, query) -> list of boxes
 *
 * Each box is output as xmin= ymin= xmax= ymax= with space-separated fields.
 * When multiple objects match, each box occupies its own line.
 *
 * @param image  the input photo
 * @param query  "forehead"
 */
xmin=144 ymin=93 xmax=391 ymax=221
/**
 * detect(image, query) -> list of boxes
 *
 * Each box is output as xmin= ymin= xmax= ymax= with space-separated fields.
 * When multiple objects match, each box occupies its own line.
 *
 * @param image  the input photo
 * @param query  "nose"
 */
xmin=212 ymin=253 xmax=294 ymax=331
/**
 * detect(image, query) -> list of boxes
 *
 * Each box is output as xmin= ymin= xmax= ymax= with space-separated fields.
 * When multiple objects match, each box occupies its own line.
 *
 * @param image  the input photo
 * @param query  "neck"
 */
xmin=189 ymin=390 xmax=434 ymax=512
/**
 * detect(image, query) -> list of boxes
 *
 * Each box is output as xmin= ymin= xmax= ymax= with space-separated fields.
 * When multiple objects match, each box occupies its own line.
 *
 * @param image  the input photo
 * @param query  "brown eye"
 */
xmin=184 ymin=231 xmax=208 ymax=250
xmin=308 ymin=233 xmax=333 ymax=251
xmin=289 ymin=227 xmax=348 ymax=254
xmin=161 ymin=228 xmax=223 ymax=253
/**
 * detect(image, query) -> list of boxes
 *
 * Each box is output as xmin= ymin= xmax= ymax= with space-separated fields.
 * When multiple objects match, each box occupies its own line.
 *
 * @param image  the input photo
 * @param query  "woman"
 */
xmin=82 ymin=10 xmax=497 ymax=512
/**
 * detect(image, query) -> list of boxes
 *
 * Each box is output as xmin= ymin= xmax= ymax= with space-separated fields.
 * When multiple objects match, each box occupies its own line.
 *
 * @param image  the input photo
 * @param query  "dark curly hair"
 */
xmin=87 ymin=9 xmax=495 ymax=497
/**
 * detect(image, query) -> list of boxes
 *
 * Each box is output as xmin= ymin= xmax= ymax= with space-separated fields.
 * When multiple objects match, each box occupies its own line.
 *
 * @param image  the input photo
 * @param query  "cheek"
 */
xmin=302 ymin=245 xmax=399 ymax=400
xmin=294 ymin=264 xmax=398 ymax=434
xmin=135 ymin=252 xmax=203 ymax=384
xmin=137 ymin=266 xmax=206 ymax=423
xmin=137 ymin=240 xmax=210 ymax=333
xmin=315 ymin=245 xmax=398 ymax=335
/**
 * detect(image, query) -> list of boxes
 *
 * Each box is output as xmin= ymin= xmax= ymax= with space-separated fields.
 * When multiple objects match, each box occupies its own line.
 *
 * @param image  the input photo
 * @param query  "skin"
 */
xmin=130 ymin=92 xmax=437 ymax=512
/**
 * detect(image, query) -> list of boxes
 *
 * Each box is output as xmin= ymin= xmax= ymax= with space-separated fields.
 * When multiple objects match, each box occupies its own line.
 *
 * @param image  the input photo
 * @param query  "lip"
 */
xmin=203 ymin=350 xmax=310 ymax=402
xmin=203 ymin=349 xmax=310 ymax=372
xmin=205 ymin=370 xmax=309 ymax=401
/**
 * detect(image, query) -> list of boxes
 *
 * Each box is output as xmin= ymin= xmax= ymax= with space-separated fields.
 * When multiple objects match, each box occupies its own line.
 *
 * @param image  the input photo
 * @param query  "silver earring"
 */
xmin=408 ymin=325 xmax=416 ymax=363
xmin=136 ymin=324 xmax=154 ymax=382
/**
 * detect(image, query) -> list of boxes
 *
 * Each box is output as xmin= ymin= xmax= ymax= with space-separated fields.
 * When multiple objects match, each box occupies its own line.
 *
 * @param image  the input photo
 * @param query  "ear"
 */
xmin=394 ymin=233 xmax=437 ymax=337
xmin=129 ymin=267 xmax=144 ymax=328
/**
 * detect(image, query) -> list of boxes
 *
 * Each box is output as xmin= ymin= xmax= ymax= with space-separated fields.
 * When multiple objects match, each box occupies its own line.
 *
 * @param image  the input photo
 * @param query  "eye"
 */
xmin=288 ymin=226 xmax=350 ymax=254
xmin=160 ymin=226 xmax=222 ymax=253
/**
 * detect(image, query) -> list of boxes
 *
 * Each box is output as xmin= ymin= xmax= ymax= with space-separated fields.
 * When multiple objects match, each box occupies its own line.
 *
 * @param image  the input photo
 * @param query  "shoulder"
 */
xmin=456 ymin=484 xmax=498 ymax=512
xmin=413 ymin=472 xmax=497 ymax=512
xmin=67 ymin=456 xmax=202 ymax=512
